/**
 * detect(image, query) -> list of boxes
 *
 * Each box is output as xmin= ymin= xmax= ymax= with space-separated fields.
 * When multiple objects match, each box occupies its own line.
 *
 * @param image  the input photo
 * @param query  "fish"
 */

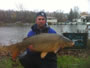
xmin=0 ymin=33 xmax=74 ymax=61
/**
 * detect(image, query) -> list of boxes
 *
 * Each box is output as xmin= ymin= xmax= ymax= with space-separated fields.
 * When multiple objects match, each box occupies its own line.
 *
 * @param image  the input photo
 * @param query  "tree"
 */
xmin=68 ymin=9 xmax=74 ymax=22
xmin=53 ymin=10 xmax=67 ymax=22
xmin=68 ymin=7 xmax=80 ymax=22
xmin=73 ymin=7 xmax=80 ymax=19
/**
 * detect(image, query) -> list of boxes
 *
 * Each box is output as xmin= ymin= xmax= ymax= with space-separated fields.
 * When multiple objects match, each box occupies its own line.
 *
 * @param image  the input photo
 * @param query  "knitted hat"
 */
xmin=36 ymin=11 xmax=47 ymax=20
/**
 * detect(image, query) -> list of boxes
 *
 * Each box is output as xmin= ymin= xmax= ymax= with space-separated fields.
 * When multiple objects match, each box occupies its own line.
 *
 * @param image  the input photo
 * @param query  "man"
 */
xmin=19 ymin=11 xmax=57 ymax=68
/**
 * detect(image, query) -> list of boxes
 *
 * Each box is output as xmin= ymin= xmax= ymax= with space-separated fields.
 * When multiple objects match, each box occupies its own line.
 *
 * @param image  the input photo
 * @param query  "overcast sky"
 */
xmin=0 ymin=0 xmax=89 ymax=13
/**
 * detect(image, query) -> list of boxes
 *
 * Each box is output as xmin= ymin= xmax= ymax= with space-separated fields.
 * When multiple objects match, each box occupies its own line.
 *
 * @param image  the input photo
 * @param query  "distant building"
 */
xmin=86 ymin=15 xmax=90 ymax=22
xmin=73 ymin=12 xmax=90 ymax=24
xmin=80 ymin=12 xmax=89 ymax=22
xmin=47 ymin=17 xmax=57 ymax=25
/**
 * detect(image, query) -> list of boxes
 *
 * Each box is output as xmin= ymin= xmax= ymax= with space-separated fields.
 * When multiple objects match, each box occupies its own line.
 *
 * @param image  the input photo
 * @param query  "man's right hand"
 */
xmin=28 ymin=45 xmax=34 ymax=51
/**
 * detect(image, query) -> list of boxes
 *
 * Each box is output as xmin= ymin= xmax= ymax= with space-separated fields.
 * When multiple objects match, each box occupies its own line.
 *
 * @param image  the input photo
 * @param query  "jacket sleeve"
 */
xmin=27 ymin=30 xmax=36 ymax=37
xmin=48 ymin=28 xmax=56 ymax=34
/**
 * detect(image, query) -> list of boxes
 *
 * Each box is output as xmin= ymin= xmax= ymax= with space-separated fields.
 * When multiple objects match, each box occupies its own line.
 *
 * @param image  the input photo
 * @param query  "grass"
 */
xmin=0 ymin=55 xmax=90 ymax=68
xmin=57 ymin=55 xmax=90 ymax=68
xmin=0 ymin=56 xmax=23 ymax=68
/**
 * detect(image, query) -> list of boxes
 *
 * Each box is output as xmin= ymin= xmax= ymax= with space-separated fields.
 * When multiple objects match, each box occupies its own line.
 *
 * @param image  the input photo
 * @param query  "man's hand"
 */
xmin=28 ymin=45 xmax=34 ymax=51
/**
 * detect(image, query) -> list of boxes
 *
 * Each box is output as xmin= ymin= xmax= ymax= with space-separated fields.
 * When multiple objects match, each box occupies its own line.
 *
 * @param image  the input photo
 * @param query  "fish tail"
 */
xmin=12 ymin=50 xmax=19 ymax=61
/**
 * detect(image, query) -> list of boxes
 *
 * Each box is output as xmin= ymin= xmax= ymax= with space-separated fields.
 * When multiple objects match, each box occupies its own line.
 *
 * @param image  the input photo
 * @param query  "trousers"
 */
xmin=19 ymin=52 xmax=57 ymax=68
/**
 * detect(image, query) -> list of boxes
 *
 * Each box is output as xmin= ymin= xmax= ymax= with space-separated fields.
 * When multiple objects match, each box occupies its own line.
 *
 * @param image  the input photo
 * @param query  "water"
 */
xmin=0 ymin=25 xmax=88 ymax=45
xmin=0 ymin=25 xmax=31 ymax=45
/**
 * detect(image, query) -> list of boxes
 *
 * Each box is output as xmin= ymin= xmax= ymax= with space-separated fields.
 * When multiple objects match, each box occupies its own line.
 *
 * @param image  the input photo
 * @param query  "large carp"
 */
xmin=0 ymin=33 xmax=74 ymax=60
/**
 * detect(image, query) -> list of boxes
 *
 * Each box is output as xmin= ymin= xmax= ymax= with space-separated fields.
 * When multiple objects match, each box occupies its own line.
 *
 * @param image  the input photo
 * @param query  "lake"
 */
xmin=0 ymin=25 xmax=88 ymax=45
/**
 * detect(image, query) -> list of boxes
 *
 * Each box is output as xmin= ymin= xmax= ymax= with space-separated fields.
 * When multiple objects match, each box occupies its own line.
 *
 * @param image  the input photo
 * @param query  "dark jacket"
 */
xmin=27 ymin=24 xmax=56 ymax=37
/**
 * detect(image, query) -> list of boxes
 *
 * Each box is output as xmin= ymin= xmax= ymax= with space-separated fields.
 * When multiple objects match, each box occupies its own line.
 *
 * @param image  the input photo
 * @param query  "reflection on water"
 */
xmin=51 ymin=25 xmax=87 ymax=33
xmin=0 ymin=25 xmax=87 ymax=45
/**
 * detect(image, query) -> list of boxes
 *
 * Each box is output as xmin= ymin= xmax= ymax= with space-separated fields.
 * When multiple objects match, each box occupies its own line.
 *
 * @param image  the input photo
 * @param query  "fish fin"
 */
xmin=41 ymin=52 xmax=47 ymax=59
xmin=54 ymin=48 xmax=59 ymax=53
xmin=54 ymin=50 xmax=57 ymax=53
xmin=12 ymin=50 xmax=19 ymax=61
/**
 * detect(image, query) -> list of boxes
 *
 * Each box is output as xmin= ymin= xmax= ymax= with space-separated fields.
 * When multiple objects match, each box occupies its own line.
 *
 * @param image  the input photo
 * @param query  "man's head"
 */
xmin=36 ymin=11 xmax=47 ymax=29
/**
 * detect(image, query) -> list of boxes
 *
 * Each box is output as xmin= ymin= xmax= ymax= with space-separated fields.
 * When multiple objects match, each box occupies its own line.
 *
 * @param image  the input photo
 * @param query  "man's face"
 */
xmin=36 ymin=16 xmax=46 ymax=28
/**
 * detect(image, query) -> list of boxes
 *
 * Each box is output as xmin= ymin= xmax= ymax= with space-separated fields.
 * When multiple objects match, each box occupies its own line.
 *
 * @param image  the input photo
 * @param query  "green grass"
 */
xmin=0 ymin=57 xmax=23 ymax=68
xmin=57 ymin=55 xmax=90 ymax=68
xmin=0 ymin=56 xmax=90 ymax=68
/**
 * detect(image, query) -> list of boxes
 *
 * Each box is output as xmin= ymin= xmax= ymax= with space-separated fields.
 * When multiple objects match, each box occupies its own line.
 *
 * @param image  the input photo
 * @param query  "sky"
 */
xmin=0 ymin=0 xmax=89 ymax=13
xmin=89 ymin=0 xmax=90 ymax=13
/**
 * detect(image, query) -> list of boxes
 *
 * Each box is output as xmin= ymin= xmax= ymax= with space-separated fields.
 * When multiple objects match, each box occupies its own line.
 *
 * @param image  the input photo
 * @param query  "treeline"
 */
xmin=0 ymin=10 xmax=36 ymax=23
xmin=0 ymin=7 xmax=81 ymax=23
